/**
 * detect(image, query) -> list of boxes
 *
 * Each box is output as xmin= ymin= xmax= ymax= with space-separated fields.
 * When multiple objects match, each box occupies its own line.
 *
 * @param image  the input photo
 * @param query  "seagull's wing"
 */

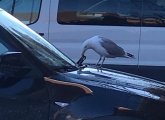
xmin=100 ymin=37 xmax=125 ymax=57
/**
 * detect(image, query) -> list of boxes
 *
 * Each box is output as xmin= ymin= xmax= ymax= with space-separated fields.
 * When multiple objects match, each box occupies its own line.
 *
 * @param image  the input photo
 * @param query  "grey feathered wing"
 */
xmin=100 ymin=37 xmax=125 ymax=58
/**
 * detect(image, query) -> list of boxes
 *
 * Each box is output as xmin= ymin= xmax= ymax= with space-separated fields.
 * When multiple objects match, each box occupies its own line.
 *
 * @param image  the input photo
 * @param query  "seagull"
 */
xmin=77 ymin=35 xmax=135 ymax=68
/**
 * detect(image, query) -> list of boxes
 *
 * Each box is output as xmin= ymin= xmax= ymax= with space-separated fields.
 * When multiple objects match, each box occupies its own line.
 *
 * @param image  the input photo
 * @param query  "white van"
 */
xmin=1 ymin=0 xmax=165 ymax=81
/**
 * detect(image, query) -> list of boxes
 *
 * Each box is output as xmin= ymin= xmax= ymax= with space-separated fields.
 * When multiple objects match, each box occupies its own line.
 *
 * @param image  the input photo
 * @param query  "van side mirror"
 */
xmin=0 ymin=52 xmax=31 ymax=87
xmin=0 ymin=52 xmax=23 ymax=65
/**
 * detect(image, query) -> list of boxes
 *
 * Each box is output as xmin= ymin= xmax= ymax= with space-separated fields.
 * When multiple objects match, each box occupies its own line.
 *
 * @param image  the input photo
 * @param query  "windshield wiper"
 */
xmin=53 ymin=65 xmax=78 ymax=72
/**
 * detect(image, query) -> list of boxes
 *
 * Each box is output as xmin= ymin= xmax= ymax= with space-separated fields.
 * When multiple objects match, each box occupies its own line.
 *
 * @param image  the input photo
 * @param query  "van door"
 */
xmin=49 ymin=0 xmax=141 ymax=72
xmin=139 ymin=0 xmax=165 ymax=81
xmin=0 ymin=0 xmax=50 ymax=40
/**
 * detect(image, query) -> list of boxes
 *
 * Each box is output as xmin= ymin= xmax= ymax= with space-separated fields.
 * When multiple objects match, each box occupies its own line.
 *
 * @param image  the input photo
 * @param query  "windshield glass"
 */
xmin=0 ymin=10 xmax=76 ymax=69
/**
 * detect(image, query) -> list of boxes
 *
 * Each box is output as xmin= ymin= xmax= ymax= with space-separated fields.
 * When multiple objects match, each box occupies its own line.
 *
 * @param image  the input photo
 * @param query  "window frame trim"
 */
xmin=8 ymin=0 xmax=43 ymax=25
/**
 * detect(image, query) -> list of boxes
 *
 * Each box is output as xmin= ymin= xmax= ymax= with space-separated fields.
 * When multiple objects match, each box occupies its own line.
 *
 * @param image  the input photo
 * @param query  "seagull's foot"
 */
xmin=95 ymin=63 xmax=101 ymax=68
xmin=95 ymin=65 xmax=103 ymax=72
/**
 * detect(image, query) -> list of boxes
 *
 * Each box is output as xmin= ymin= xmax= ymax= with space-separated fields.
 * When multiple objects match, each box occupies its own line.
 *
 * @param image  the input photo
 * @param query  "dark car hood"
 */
xmin=57 ymin=66 xmax=165 ymax=102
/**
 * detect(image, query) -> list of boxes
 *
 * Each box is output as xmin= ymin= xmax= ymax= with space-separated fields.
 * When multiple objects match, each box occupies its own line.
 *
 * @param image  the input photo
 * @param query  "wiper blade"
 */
xmin=53 ymin=65 xmax=78 ymax=72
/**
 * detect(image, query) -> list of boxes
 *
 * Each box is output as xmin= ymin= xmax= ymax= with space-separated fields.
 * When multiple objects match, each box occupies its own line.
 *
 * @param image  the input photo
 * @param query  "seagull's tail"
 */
xmin=125 ymin=52 xmax=135 ymax=59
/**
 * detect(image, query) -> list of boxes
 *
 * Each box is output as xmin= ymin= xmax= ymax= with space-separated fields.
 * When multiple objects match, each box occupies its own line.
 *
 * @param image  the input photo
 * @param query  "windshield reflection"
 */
xmin=0 ymin=10 xmax=76 ymax=70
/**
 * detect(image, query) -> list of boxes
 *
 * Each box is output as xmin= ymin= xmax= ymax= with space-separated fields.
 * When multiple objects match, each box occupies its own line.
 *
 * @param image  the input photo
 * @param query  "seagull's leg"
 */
xmin=96 ymin=56 xmax=102 ymax=67
xmin=100 ymin=57 xmax=105 ymax=68
xmin=97 ymin=57 xmax=105 ymax=72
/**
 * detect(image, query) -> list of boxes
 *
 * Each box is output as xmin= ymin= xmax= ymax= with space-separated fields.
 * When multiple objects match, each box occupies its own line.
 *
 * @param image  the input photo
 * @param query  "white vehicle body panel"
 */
xmin=49 ymin=0 xmax=139 ymax=65
xmin=28 ymin=0 xmax=50 ymax=40
xmin=140 ymin=27 xmax=165 ymax=66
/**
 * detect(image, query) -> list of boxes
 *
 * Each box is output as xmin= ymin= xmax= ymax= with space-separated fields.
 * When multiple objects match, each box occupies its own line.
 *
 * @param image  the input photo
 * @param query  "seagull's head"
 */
xmin=81 ymin=39 xmax=92 ymax=56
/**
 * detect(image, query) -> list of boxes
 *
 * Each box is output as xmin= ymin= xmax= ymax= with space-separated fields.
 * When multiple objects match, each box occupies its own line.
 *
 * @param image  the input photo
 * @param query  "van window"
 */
xmin=142 ymin=0 xmax=165 ymax=27
xmin=57 ymin=0 xmax=142 ymax=26
xmin=0 ymin=0 xmax=41 ymax=25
